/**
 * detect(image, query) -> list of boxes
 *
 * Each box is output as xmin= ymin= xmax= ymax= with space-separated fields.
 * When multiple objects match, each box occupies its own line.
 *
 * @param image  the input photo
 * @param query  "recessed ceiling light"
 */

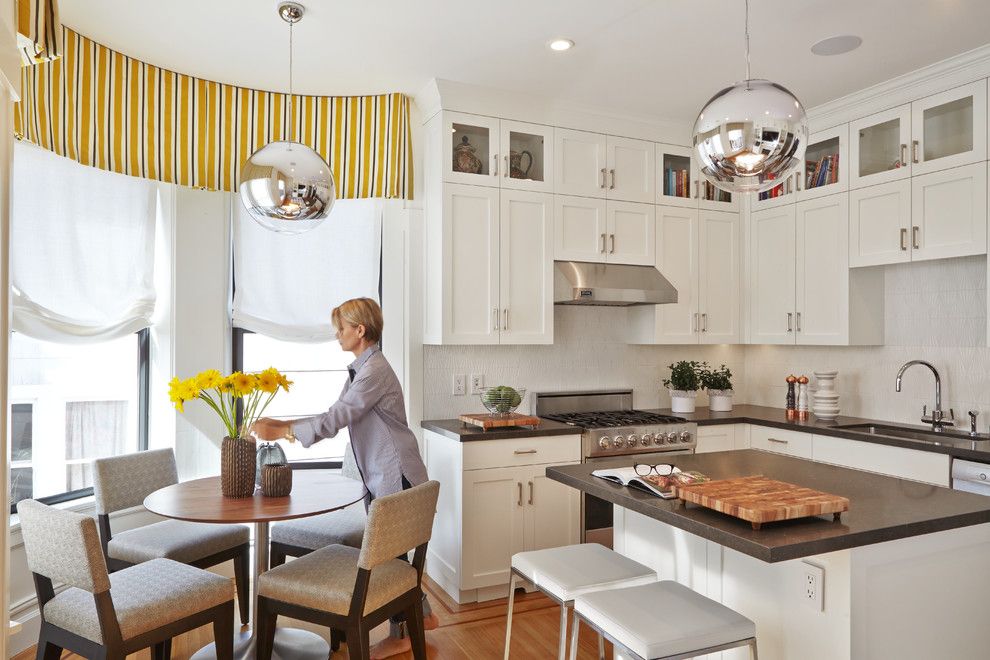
xmin=548 ymin=38 xmax=575 ymax=52
xmin=811 ymin=35 xmax=862 ymax=56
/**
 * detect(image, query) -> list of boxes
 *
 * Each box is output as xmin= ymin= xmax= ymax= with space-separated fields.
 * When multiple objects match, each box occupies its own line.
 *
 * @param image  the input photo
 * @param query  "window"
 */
xmin=233 ymin=329 xmax=351 ymax=465
xmin=8 ymin=330 xmax=148 ymax=512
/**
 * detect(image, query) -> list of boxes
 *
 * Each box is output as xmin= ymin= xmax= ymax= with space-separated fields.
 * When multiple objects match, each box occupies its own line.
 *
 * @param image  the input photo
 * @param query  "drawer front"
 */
xmin=812 ymin=435 xmax=950 ymax=487
xmin=749 ymin=426 xmax=813 ymax=459
xmin=463 ymin=434 xmax=581 ymax=470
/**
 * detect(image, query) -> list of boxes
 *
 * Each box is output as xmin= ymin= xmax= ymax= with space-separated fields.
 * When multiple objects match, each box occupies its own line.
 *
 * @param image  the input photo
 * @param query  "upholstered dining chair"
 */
xmin=269 ymin=442 xmax=366 ymax=568
xmin=18 ymin=499 xmax=235 ymax=660
xmin=92 ymin=448 xmax=251 ymax=625
xmin=256 ymin=480 xmax=440 ymax=660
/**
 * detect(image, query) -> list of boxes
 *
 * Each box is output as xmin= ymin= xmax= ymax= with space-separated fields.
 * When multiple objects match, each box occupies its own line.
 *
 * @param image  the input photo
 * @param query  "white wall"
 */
xmin=744 ymin=255 xmax=990 ymax=426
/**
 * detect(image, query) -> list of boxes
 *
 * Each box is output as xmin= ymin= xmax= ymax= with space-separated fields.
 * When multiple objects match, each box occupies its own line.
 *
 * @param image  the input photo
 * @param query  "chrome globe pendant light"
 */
xmin=692 ymin=0 xmax=808 ymax=194
xmin=238 ymin=2 xmax=335 ymax=233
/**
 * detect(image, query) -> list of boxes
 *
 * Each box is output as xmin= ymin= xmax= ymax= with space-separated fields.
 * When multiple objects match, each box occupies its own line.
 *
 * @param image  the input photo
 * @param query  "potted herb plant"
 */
xmin=701 ymin=364 xmax=734 ymax=412
xmin=663 ymin=361 xmax=702 ymax=413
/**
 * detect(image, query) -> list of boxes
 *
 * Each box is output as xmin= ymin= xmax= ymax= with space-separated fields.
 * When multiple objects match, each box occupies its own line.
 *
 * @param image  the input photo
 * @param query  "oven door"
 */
xmin=582 ymin=449 xmax=694 ymax=548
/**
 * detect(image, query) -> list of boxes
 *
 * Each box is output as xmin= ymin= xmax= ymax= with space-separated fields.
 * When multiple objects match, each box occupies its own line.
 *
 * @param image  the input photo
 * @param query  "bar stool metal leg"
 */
xmin=598 ymin=631 xmax=605 ymax=660
xmin=569 ymin=610 xmax=580 ymax=660
xmin=503 ymin=573 xmax=518 ymax=660
xmin=558 ymin=603 xmax=569 ymax=660
xmin=749 ymin=638 xmax=759 ymax=659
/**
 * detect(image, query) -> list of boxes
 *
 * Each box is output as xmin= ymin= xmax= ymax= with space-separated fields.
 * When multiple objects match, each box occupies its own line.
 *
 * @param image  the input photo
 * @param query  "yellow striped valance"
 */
xmin=14 ymin=27 xmax=413 ymax=198
xmin=17 ymin=0 xmax=61 ymax=65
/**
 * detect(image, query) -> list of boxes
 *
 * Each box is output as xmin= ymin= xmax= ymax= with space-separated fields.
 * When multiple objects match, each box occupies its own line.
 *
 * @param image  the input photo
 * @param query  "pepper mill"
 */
xmin=797 ymin=375 xmax=810 ymax=421
xmin=786 ymin=375 xmax=798 ymax=420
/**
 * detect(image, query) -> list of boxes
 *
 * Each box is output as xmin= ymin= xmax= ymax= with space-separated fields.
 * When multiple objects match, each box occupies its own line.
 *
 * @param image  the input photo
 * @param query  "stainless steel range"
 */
xmin=534 ymin=389 xmax=697 ymax=546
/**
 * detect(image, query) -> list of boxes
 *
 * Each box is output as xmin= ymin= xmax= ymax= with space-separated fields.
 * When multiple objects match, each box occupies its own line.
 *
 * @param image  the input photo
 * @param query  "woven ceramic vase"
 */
xmin=221 ymin=436 xmax=257 ymax=498
xmin=261 ymin=464 xmax=293 ymax=498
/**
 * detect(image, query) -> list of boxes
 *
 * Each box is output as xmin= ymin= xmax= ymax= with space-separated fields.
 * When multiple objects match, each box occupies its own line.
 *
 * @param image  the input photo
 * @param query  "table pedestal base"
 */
xmin=191 ymin=627 xmax=329 ymax=660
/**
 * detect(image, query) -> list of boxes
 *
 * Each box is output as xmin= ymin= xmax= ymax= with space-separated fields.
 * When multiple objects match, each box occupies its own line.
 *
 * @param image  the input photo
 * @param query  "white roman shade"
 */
xmin=11 ymin=141 xmax=158 ymax=343
xmin=232 ymin=198 xmax=382 ymax=342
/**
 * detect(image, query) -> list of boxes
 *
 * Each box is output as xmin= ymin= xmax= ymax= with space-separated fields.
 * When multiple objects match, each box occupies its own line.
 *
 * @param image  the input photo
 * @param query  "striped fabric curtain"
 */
xmin=17 ymin=0 xmax=61 ymax=65
xmin=14 ymin=27 xmax=413 ymax=199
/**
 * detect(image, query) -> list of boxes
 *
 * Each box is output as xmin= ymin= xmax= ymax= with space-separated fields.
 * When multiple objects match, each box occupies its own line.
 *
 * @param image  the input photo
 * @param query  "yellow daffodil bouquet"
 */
xmin=168 ymin=368 xmax=292 ymax=439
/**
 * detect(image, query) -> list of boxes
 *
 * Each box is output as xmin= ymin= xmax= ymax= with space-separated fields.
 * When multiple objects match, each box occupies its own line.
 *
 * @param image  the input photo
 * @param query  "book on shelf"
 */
xmin=591 ymin=466 xmax=710 ymax=498
xmin=806 ymin=154 xmax=839 ymax=189
xmin=664 ymin=168 xmax=690 ymax=198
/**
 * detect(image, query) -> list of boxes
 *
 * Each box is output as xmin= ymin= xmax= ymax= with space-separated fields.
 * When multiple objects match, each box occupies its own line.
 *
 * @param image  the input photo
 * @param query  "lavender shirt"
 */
xmin=292 ymin=346 xmax=428 ymax=499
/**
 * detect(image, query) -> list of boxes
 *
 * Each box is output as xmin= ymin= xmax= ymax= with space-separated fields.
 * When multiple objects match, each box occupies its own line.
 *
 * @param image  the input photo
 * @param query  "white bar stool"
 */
xmin=504 ymin=543 xmax=657 ymax=660
xmin=568 ymin=580 xmax=758 ymax=660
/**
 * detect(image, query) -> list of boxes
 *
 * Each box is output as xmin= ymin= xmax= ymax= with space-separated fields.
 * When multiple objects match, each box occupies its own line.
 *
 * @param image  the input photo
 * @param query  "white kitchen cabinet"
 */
xmin=607 ymin=136 xmax=656 ymax=203
xmin=849 ymin=179 xmax=912 ymax=267
xmin=425 ymin=430 xmax=582 ymax=603
xmin=442 ymin=112 xmax=553 ymax=192
xmin=695 ymin=425 xmax=736 ymax=453
xmin=910 ymin=79 xmax=987 ymax=176
xmin=554 ymin=195 xmax=655 ymax=265
xmin=911 ymin=161 xmax=988 ymax=261
xmin=796 ymin=125 xmax=849 ymax=201
xmin=749 ymin=426 xmax=813 ymax=459
xmin=749 ymin=196 xmax=883 ymax=346
xmin=751 ymin=171 xmax=799 ymax=211
xmin=849 ymin=104 xmax=913 ymax=189
xmin=656 ymin=143 xmax=739 ymax=211
xmin=424 ymin=183 xmax=552 ymax=345
xmin=555 ymin=128 xmax=608 ymax=198
xmin=627 ymin=208 xmax=739 ymax=344
xmin=811 ymin=434 xmax=950 ymax=487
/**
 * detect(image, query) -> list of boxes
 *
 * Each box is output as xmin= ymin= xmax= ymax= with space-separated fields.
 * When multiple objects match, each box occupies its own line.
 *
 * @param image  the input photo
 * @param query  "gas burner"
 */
xmin=542 ymin=410 xmax=689 ymax=428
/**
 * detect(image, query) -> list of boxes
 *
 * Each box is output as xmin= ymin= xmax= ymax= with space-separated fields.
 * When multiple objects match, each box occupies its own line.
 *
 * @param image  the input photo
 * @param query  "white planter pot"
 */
xmin=708 ymin=390 xmax=734 ymax=412
xmin=669 ymin=390 xmax=698 ymax=414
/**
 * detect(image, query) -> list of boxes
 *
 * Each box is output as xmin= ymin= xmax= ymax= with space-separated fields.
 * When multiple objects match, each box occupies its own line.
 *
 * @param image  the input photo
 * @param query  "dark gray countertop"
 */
xmin=546 ymin=450 xmax=990 ymax=562
xmin=421 ymin=417 xmax=579 ymax=441
xmin=648 ymin=405 xmax=990 ymax=462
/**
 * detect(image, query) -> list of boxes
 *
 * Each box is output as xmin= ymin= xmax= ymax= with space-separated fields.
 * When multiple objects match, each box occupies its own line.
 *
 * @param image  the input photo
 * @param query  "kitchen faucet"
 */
xmin=895 ymin=360 xmax=954 ymax=432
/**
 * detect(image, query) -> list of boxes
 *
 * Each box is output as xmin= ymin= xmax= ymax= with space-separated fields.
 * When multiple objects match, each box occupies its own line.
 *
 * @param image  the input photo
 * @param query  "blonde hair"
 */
xmin=332 ymin=298 xmax=383 ymax=343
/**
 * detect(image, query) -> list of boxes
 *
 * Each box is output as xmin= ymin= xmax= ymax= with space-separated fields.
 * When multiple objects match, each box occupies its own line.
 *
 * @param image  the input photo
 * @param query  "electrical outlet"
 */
xmin=452 ymin=374 xmax=466 ymax=396
xmin=802 ymin=561 xmax=824 ymax=611
xmin=470 ymin=373 xmax=485 ymax=394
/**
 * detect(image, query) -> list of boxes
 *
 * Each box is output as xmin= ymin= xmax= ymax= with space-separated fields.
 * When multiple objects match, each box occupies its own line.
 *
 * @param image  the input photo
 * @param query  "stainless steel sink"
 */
xmin=833 ymin=423 xmax=981 ymax=444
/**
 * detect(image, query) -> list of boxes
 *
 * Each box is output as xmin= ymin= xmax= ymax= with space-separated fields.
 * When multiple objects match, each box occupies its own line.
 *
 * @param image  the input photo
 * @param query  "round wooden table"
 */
xmin=145 ymin=471 xmax=366 ymax=660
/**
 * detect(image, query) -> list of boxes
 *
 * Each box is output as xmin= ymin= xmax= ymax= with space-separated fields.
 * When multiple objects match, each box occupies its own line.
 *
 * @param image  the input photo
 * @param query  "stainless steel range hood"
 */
xmin=553 ymin=261 xmax=678 ymax=306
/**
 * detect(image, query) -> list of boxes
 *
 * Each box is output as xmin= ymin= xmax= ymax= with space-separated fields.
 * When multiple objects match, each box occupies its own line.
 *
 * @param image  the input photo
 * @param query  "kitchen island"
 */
xmin=548 ymin=451 xmax=990 ymax=660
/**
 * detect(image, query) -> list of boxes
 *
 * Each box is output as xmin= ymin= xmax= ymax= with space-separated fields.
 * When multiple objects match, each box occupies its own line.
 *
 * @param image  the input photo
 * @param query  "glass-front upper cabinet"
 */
xmin=849 ymin=105 xmax=912 ymax=189
xmin=751 ymin=169 xmax=798 ymax=210
xmin=444 ymin=111 xmax=500 ymax=186
xmin=656 ymin=144 xmax=695 ymax=208
xmin=796 ymin=125 xmax=847 ymax=201
xmin=499 ymin=119 xmax=553 ymax=193
xmin=910 ymin=80 xmax=987 ymax=176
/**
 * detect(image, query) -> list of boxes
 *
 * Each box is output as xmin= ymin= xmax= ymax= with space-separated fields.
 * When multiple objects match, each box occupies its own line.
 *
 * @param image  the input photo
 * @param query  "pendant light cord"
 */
xmin=288 ymin=19 xmax=295 ymax=142
xmin=744 ymin=0 xmax=751 ymax=88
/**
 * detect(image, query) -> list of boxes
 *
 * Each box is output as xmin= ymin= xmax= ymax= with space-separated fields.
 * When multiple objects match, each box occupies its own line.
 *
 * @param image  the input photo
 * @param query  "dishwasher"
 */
xmin=951 ymin=459 xmax=990 ymax=495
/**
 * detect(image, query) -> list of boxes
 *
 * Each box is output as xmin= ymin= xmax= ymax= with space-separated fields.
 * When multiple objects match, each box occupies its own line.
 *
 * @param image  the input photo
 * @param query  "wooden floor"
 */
xmin=14 ymin=576 xmax=613 ymax=659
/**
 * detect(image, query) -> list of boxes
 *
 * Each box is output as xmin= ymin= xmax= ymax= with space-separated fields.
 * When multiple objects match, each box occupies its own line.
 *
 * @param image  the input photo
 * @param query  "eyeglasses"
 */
xmin=634 ymin=463 xmax=675 ymax=477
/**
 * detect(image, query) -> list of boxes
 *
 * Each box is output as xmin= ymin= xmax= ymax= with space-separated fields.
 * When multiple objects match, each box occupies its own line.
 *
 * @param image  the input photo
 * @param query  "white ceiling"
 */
xmin=60 ymin=0 xmax=990 ymax=122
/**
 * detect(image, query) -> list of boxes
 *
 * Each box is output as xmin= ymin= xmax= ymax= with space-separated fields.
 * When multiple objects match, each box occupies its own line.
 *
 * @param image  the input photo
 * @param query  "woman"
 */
xmin=252 ymin=297 xmax=436 ymax=659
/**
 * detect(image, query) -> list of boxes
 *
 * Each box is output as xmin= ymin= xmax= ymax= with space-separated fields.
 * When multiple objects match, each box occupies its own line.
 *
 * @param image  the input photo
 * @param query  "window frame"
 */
xmin=8 ymin=328 xmax=151 ymax=514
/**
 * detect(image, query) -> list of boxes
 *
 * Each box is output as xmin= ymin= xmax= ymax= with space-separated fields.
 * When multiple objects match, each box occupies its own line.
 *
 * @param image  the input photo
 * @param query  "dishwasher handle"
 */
xmin=951 ymin=459 xmax=990 ymax=495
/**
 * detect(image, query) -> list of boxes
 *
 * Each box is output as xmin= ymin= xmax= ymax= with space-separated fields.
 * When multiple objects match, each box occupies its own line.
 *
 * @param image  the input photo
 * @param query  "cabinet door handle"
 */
xmin=493 ymin=307 xmax=498 ymax=331
xmin=900 ymin=143 xmax=907 ymax=167
xmin=600 ymin=233 xmax=607 ymax=253
xmin=513 ymin=449 xmax=538 ymax=455
xmin=600 ymin=168 xmax=606 ymax=189
xmin=787 ymin=312 xmax=793 ymax=332
xmin=912 ymin=226 xmax=920 ymax=249
xmin=609 ymin=169 xmax=616 ymax=190
xmin=692 ymin=312 xmax=698 ymax=332
xmin=503 ymin=308 xmax=508 ymax=331
xmin=609 ymin=234 xmax=615 ymax=253
xmin=912 ymin=140 xmax=919 ymax=164
xmin=493 ymin=154 xmax=499 ymax=176
xmin=701 ymin=312 xmax=708 ymax=332
xmin=900 ymin=227 xmax=908 ymax=250
xmin=504 ymin=154 xmax=509 ymax=178
xmin=528 ymin=481 xmax=534 ymax=505
xmin=796 ymin=312 xmax=802 ymax=332
xmin=517 ymin=482 xmax=522 ymax=506
xmin=768 ymin=437 xmax=789 ymax=445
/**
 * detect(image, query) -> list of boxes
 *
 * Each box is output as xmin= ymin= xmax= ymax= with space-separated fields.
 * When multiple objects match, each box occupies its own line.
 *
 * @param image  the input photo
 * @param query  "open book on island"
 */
xmin=592 ymin=467 xmax=710 ymax=499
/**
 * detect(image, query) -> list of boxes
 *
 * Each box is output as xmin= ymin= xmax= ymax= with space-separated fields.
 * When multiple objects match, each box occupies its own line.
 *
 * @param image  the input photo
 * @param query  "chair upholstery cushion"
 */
xmin=270 ymin=502 xmax=366 ymax=550
xmin=511 ymin=543 xmax=656 ymax=602
xmin=574 ymin=580 xmax=756 ymax=659
xmin=43 ymin=558 xmax=234 ymax=644
xmin=107 ymin=519 xmax=248 ymax=564
xmin=258 ymin=544 xmax=417 ymax=616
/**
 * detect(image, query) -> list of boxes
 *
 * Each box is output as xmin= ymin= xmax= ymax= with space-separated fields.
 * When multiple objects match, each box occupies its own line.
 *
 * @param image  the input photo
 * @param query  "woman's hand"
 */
xmin=252 ymin=417 xmax=292 ymax=441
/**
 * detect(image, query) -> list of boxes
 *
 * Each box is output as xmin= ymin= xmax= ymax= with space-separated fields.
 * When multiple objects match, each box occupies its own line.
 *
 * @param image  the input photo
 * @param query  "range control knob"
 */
xmin=679 ymin=431 xmax=692 ymax=443
xmin=665 ymin=432 xmax=678 ymax=444
xmin=627 ymin=434 xmax=639 ymax=447
xmin=612 ymin=436 xmax=626 ymax=449
xmin=641 ymin=435 xmax=652 ymax=447
xmin=653 ymin=434 xmax=664 ymax=445
xmin=598 ymin=437 xmax=611 ymax=449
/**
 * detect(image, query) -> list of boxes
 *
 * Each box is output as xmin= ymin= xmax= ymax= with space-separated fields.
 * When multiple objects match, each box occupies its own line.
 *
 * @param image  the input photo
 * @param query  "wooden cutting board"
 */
xmin=459 ymin=412 xmax=542 ymax=431
xmin=673 ymin=475 xmax=849 ymax=530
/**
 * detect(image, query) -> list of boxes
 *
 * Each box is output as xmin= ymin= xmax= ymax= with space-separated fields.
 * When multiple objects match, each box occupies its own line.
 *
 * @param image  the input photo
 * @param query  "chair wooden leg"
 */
xmin=270 ymin=547 xmax=287 ymax=568
xmin=407 ymin=594 xmax=427 ymax=660
xmin=330 ymin=628 xmax=345 ymax=652
xmin=233 ymin=546 xmax=250 ymax=625
xmin=346 ymin=623 xmax=370 ymax=660
xmin=152 ymin=639 xmax=172 ymax=660
xmin=35 ymin=635 xmax=61 ymax=660
xmin=256 ymin=598 xmax=277 ymax=660
xmin=213 ymin=602 xmax=235 ymax=660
